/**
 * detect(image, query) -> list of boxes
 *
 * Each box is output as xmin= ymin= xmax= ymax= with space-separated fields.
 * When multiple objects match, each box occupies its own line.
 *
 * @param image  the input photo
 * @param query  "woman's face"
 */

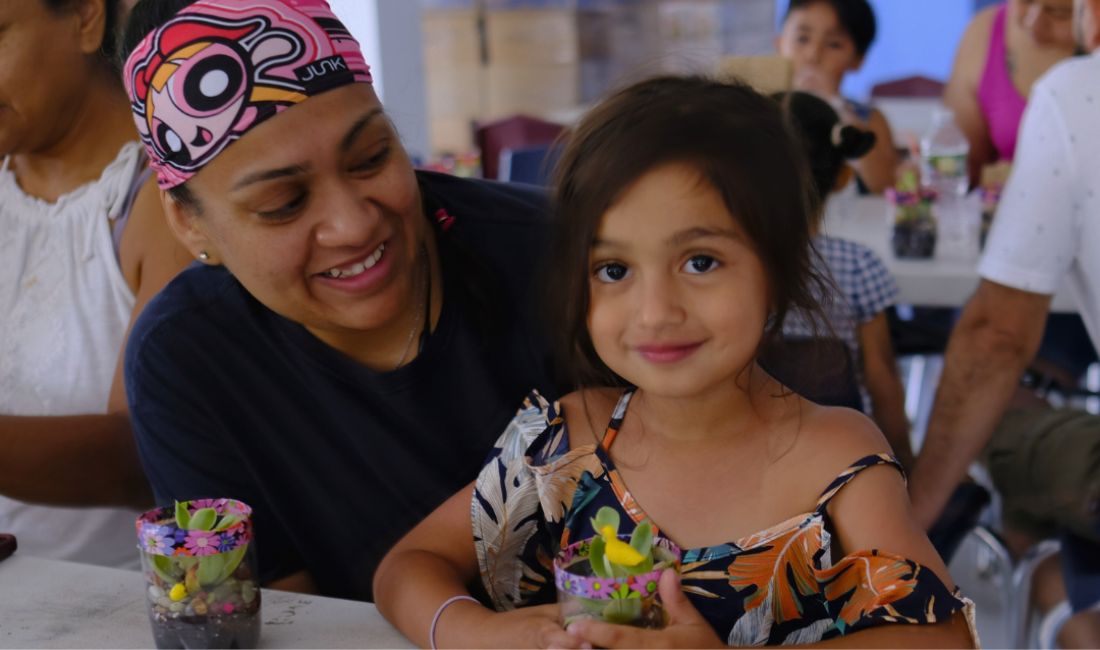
xmin=1013 ymin=0 xmax=1076 ymax=48
xmin=776 ymin=2 xmax=862 ymax=97
xmin=174 ymin=84 xmax=426 ymax=346
xmin=0 ymin=0 xmax=101 ymax=156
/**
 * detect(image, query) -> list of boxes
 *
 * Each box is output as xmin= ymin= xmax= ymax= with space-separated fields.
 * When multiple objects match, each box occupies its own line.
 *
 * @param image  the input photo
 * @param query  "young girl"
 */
xmin=777 ymin=91 xmax=914 ymax=471
xmin=775 ymin=0 xmax=898 ymax=193
xmin=373 ymin=77 xmax=975 ymax=648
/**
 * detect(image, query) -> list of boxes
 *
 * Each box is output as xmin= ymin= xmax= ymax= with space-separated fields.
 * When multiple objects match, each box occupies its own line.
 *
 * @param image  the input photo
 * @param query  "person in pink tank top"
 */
xmin=945 ymin=0 xmax=1076 ymax=186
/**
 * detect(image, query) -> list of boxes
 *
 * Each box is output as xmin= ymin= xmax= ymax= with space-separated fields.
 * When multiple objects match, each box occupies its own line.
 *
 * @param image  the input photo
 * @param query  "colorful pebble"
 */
xmin=169 ymin=583 xmax=188 ymax=602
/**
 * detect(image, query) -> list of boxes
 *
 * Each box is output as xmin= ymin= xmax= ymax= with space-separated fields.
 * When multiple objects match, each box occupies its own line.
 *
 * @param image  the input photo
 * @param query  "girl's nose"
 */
xmin=636 ymin=275 xmax=686 ymax=330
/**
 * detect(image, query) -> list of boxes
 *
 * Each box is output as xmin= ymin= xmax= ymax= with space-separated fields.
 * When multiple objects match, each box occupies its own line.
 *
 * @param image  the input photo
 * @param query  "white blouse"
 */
xmin=0 ymin=142 xmax=144 ymax=568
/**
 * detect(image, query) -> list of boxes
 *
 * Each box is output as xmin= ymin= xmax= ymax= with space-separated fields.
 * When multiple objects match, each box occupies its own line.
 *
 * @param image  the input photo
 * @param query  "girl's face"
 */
xmin=586 ymin=162 xmax=771 ymax=401
xmin=776 ymin=2 xmax=862 ymax=96
xmin=1013 ymin=0 xmax=1076 ymax=48
xmin=171 ymin=84 xmax=427 ymax=351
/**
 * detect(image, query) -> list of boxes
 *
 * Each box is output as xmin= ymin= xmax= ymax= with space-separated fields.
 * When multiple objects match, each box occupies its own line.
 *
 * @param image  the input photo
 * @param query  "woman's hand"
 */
xmin=543 ymin=570 xmax=725 ymax=649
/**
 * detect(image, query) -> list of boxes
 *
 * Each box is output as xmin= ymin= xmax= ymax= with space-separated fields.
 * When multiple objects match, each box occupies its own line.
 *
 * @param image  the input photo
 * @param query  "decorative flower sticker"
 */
xmin=629 ymin=574 xmax=659 ymax=597
xmin=143 ymin=525 xmax=175 ymax=554
xmin=184 ymin=530 xmax=219 ymax=556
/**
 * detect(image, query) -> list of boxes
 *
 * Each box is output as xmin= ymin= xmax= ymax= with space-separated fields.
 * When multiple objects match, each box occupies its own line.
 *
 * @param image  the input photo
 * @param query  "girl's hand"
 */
xmin=543 ymin=570 xmax=725 ymax=649
xmin=476 ymin=603 xmax=565 ymax=649
xmin=792 ymin=65 xmax=842 ymax=102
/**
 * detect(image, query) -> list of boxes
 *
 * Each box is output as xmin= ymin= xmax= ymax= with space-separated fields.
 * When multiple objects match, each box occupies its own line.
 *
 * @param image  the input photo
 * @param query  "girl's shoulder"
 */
xmin=557 ymin=387 xmax=624 ymax=451
xmin=782 ymin=401 xmax=897 ymax=497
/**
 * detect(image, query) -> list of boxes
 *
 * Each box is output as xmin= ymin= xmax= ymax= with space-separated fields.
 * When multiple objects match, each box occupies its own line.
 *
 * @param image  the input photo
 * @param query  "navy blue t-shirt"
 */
xmin=125 ymin=172 xmax=557 ymax=601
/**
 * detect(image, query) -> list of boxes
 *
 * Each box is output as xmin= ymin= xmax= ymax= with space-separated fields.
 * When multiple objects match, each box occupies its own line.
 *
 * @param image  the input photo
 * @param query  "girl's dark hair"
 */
xmin=786 ymin=0 xmax=877 ymax=57
xmin=120 ymin=0 xmax=203 ymax=210
xmin=44 ymin=0 xmax=120 ymax=69
xmin=773 ymin=91 xmax=875 ymax=207
xmin=548 ymin=75 xmax=829 ymax=391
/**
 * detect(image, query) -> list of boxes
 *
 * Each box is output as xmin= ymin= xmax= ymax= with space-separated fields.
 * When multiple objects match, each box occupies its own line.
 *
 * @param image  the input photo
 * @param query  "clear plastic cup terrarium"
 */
xmin=886 ymin=185 xmax=937 ymax=260
xmin=554 ymin=508 xmax=681 ymax=629
xmin=136 ymin=499 xmax=261 ymax=649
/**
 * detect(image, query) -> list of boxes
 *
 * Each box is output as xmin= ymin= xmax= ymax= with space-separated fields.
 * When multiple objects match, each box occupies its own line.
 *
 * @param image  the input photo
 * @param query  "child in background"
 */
xmin=777 ymin=90 xmax=915 ymax=470
xmin=776 ymin=0 xmax=899 ymax=193
xmin=372 ymin=77 xmax=974 ymax=648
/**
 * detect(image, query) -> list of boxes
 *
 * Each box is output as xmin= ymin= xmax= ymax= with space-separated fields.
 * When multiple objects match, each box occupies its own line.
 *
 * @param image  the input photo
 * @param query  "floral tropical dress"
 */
xmin=472 ymin=390 xmax=978 ymax=646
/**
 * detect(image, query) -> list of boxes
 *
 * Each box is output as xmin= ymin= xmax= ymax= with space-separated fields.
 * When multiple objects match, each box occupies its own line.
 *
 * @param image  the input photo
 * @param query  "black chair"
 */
xmin=759 ymin=337 xmax=863 ymax=411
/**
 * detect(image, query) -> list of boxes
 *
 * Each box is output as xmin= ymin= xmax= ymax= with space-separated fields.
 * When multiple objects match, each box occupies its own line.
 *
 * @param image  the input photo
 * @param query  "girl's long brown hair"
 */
xmin=546 ymin=76 xmax=831 ymax=392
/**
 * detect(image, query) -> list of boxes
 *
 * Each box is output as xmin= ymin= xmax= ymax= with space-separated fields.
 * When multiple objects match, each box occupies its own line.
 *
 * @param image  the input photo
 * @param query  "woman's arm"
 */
xmin=944 ymin=7 xmax=998 ymax=188
xmin=857 ymin=312 xmax=914 ymax=470
xmin=373 ymin=480 xmax=562 ymax=648
xmin=0 ymin=177 xmax=190 ymax=508
xmin=110 ymin=176 xmax=195 ymax=413
xmin=848 ymin=108 xmax=899 ymax=194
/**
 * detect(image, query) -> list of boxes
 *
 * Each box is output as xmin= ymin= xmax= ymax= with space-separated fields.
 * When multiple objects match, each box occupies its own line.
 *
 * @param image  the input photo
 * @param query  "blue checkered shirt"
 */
xmin=783 ymin=235 xmax=899 ymax=411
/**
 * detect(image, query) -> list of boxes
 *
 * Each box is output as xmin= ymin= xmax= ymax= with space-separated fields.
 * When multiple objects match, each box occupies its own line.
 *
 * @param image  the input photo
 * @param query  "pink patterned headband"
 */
xmin=123 ymin=0 xmax=372 ymax=189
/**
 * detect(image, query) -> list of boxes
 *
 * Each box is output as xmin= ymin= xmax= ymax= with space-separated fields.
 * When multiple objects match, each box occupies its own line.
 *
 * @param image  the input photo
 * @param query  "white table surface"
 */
xmin=0 ymin=555 xmax=414 ymax=649
xmin=823 ymin=194 xmax=1077 ymax=312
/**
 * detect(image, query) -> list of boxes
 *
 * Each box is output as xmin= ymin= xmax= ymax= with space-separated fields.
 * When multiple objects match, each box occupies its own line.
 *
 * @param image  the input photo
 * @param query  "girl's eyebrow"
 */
xmin=592 ymin=227 xmax=741 ymax=250
xmin=667 ymin=226 xmax=741 ymax=247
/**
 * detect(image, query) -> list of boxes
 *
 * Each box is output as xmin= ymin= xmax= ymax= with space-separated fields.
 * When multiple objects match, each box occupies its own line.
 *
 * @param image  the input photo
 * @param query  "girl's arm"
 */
xmin=857 ymin=312 xmax=914 ymax=470
xmin=373 ymin=480 xmax=562 ymax=648
xmin=824 ymin=424 xmax=975 ymax=648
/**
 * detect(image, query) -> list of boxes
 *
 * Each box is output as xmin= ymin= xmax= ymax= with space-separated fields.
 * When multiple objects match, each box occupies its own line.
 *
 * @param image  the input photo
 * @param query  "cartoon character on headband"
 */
xmin=124 ymin=0 xmax=371 ymax=188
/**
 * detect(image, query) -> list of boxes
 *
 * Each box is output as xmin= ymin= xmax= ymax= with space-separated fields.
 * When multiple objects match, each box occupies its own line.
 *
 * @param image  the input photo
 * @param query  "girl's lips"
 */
xmin=314 ymin=243 xmax=394 ymax=294
xmin=634 ymin=342 xmax=704 ymax=364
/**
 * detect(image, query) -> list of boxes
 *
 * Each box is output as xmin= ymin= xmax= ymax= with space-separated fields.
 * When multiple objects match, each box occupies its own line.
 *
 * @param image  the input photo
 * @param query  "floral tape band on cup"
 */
xmin=553 ymin=536 xmax=681 ymax=600
xmin=123 ymin=0 xmax=372 ymax=189
xmin=137 ymin=499 xmax=253 ymax=557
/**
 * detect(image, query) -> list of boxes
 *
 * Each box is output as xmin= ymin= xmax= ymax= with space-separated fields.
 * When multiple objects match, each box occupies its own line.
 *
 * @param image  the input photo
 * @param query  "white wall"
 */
xmin=329 ymin=0 xmax=430 ymax=162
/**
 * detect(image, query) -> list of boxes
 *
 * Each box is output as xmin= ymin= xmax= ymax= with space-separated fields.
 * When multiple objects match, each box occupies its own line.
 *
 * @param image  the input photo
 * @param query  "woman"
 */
xmin=0 ymin=0 xmax=190 ymax=567
xmin=120 ymin=0 xmax=558 ymax=601
xmin=945 ymin=0 xmax=1077 ymax=185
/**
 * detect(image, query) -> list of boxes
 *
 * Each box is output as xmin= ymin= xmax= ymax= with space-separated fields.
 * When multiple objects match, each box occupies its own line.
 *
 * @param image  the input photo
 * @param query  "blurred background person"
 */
xmin=0 ymin=0 xmax=190 ymax=567
xmin=776 ymin=0 xmax=899 ymax=193
xmin=945 ymin=0 xmax=1077 ymax=187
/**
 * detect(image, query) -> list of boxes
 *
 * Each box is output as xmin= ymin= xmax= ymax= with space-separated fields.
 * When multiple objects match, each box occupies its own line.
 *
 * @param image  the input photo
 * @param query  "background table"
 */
xmin=0 ymin=555 xmax=414 ymax=649
xmin=823 ymin=195 xmax=1077 ymax=312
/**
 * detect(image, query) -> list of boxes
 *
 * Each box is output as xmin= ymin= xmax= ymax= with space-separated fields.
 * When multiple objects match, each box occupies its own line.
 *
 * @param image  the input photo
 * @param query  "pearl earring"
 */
xmin=198 ymin=251 xmax=210 ymax=261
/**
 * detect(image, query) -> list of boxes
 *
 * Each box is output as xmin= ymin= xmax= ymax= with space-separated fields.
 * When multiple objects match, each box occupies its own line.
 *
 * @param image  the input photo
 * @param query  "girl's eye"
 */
xmin=594 ymin=262 xmax=630 ymax=283
xmin=350 ymin=147 xmax=391 ymax=173
xmin=256 ymin=193 xmax=307 ymax=220
xmin=683 ymin=255 xmax=719 ymax=275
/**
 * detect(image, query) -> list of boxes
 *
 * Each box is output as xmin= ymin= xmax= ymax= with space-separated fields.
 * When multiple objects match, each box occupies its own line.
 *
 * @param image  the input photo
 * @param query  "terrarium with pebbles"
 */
xmin=136 ymin=499 xmax=261 ymax=649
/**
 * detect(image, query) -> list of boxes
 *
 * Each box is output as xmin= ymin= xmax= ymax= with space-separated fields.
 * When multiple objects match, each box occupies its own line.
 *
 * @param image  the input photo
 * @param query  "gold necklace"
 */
xmin=392 ymin=252 xmax=430 ymax=371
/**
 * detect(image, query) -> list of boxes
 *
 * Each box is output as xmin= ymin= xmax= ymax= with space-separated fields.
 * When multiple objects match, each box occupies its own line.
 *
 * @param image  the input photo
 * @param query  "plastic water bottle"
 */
xmin=919 ymin=107 xmax=969 ymax=199
xmin=920 ymin=108 xmax=978 ymax=259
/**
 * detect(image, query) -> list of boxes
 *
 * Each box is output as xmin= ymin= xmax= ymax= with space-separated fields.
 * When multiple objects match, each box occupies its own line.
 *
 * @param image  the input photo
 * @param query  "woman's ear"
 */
xmin=74 ymin=0 xmax=109 ymax=56
xmin=161 ymin=191 xmax=217 ymax=263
